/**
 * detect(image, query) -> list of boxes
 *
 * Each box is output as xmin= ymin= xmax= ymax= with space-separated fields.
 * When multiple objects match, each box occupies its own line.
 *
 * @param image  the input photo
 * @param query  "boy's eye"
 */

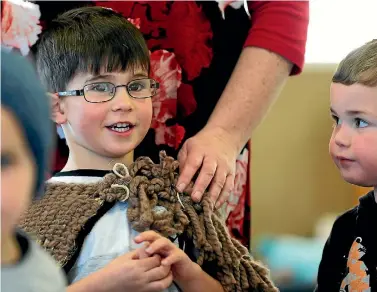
xmin=355 ymin=118 xmax=368 ymax=128
xmin=331 ymin=115 xmax=340 ymax=125
xmin=87 ymin=83 xmax=112 ymax=92
xmin=128 ymin=81 xmax=145 ymax=92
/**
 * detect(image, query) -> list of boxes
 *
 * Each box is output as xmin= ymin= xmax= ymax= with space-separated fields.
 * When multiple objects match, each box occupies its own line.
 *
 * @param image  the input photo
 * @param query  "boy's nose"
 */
xmin=334 ymin=125 xmax=351 ymax=148
xmin=111 ymin=86 xmax=134 ymax=112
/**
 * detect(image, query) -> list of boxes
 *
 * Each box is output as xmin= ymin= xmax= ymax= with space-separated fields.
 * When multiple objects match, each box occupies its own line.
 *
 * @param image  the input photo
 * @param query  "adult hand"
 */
xmin=176 ymin=126 xmax=238 ymax=209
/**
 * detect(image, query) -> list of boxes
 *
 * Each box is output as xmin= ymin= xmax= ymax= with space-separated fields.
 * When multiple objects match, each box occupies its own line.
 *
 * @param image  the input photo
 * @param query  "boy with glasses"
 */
xmin=20 ymin=6 xmax=276 ymax=292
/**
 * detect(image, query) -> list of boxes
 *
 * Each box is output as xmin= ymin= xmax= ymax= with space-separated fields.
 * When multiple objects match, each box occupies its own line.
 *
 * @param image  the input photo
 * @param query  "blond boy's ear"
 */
xmin=48 ymin=93 xmax=66 ymax=125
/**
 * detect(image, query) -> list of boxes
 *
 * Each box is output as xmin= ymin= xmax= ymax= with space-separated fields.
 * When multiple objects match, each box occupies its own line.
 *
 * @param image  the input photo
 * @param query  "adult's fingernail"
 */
xmin=193 ymin=191 xmax=202 ymax=202
xmin=177 ymin=183 xmax=185 ymax=192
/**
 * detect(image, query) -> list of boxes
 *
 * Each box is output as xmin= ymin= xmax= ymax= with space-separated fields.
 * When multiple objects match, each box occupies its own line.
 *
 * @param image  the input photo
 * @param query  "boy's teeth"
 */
xmin=115 ymin=123 xmax=130 ymax=127
xmin=110 ymin=123 xmax=131 ymax=132
xmin=111 ymin=126 xmax=129 ymax=132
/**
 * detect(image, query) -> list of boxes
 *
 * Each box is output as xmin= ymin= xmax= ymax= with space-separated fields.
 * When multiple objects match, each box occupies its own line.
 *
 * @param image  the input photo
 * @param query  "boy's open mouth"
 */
xmin=107 ymin=122 xmax=134 ymax=133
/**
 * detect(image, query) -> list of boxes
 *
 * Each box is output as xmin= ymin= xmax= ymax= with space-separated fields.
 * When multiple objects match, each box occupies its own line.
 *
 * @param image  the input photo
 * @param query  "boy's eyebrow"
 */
xmin=346 ymin=109 xmax=377 ymax=119
xmin=133 ymin=72 xmax=148 ymax=78
xmin=85 ymin=74 xmax=113 ymax=83
xmin=331 ymin=108 xmax=373 ymax=116
xmin=85 ymin=73 xmax=148 ymax=84
xmin=345 ymin=110 xmax=366 ymax=115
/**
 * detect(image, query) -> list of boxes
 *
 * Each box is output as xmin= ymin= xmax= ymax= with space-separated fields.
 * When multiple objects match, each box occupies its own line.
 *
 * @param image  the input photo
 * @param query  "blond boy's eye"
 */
xmin=331 ymin=115 xmax=340 ymax=125
xmin=355 ymin=118 xmax=368 ymax=128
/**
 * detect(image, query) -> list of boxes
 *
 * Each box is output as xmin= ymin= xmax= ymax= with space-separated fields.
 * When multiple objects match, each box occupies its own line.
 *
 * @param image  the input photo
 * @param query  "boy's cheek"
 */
xmin=328 ymin=139 xmax=336 ymax=157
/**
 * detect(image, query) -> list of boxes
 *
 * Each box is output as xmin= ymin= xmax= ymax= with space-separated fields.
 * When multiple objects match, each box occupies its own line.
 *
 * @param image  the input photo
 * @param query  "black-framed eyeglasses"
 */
xmin=57 ymin=78 xmax=160 ymax=103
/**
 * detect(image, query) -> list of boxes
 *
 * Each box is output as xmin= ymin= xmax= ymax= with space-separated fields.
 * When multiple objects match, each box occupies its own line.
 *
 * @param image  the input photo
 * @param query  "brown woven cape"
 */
xmin=19 ymin=151 xmax=277 ymax=292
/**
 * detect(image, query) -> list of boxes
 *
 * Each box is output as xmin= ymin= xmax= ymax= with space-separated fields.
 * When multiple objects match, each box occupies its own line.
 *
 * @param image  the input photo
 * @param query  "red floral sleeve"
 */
xmin=246 ymin=1 xmax=309 ymax=75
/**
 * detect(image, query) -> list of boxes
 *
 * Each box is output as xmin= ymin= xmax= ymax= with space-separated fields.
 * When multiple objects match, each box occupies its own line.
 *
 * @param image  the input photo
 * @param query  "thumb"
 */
xmin=122 ymin=249 xmax=139 ymax=260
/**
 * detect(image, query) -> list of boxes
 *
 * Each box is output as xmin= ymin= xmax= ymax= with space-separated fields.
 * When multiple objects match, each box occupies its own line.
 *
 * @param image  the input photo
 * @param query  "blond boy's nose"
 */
xmin=334 ymin=126 xmax=351 ymax=148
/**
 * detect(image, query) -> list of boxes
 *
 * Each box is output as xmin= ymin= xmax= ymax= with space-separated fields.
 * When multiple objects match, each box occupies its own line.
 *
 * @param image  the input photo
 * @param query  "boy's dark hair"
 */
xmin=36 ymin=6 xmax=150 ymax=92
xmin=333 ymin=39 xmax=377 ymax=87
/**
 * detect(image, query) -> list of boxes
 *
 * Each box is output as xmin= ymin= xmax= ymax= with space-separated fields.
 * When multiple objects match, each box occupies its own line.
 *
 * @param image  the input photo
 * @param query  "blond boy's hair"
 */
xmin=333 ymin=39 xmax=377 ymax=86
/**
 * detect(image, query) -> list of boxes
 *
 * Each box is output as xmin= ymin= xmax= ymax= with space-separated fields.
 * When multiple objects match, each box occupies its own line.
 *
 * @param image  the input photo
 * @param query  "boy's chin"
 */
xmin=103 ymin=148 xmax=134 ymax=159
xmin=342 ymin=175 xmax=375 ymax=188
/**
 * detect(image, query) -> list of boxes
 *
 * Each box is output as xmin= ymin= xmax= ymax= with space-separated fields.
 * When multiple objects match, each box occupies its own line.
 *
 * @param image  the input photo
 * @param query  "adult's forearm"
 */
xmin=205 ymin=46 xmax=293 ymax=152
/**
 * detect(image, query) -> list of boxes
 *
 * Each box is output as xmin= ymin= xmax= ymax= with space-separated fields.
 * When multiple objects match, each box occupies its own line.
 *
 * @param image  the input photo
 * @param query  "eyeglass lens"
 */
xmin=83 ymin=79 xmax=157 ymax=102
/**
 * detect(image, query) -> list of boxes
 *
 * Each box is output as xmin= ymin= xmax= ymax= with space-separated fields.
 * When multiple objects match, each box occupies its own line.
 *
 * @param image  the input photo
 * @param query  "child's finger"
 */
xmin=148 ymin=271 xmax=173 ymax=291
xmin=120 ymin=248 xmax=139 ymax=260
xmin=139 ymin=254 xmax=162 ymax=271
xmin=161 ymin=252 xmax=184 ymax=266
xmin=145 ymin=264 xmax=171 ymax=282
xmin=145 ymin=238 xmax=172 ymax=256
xmin=137 ymin=242 xmax=151 ymax=259
xmin=134 ymin=230 xmax=161 ymax=243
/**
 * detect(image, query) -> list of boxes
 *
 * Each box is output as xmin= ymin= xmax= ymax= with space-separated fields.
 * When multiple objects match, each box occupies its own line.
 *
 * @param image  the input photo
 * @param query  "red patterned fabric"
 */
xmin=149 ymin=50 xmax=185 ymax=149
xmin=95 ymin=1 xmax=213 ymax=81
xmin=226 ymin=146 xmax=250 ymax=241
xmin=1 ymin=0 xmax=42 ymax=56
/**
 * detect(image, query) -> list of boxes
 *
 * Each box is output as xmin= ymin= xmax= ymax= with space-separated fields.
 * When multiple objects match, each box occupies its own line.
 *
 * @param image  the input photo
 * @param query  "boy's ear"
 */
xmin=48 ymin=93 xmax=67 ymax=125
